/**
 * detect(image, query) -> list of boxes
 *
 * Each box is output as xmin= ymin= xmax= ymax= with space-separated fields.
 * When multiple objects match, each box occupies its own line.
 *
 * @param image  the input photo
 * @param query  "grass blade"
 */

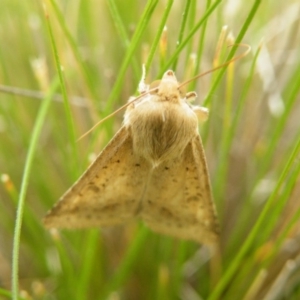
xmin=11 ymin=78 xmax=59 ymax=300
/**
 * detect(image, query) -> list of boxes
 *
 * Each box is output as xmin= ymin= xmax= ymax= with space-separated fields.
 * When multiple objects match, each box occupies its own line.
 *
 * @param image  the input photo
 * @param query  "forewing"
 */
xmin=141 ymin=135 xmax=219 ymax=245
xmin=44 ymin=126 xmax=150 ymax=229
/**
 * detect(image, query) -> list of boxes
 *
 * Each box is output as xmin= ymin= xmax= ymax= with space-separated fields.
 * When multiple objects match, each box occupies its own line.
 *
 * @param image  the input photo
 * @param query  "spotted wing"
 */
xmin=44 ymin=126 xmax=150 ymax=229
xmin=140 ymin=135 xmax=219 ymax=245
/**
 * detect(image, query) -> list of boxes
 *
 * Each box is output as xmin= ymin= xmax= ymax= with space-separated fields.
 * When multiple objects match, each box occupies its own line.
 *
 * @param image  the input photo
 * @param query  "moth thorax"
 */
xmin=129 ymin=102 xmax=198 ymax=166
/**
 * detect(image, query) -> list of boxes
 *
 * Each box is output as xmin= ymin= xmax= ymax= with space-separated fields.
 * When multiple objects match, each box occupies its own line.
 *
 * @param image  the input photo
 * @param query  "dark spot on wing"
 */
xmin=161 ymin=207 xmax=173 ymax=218
xmin=135 ymin=163 xmax=140 ymax=167
xmin=88 ymin=185 xmax=100 ymax=193
xmin=70 ymin=206 xmax=79 ymax=213
xmin=101 ymin=203 xmax=118 ymax=212
xmin=165 ymin=166 xmax=169 ymax=170
xmin=187 ymin=196 xmax=198 ymax=203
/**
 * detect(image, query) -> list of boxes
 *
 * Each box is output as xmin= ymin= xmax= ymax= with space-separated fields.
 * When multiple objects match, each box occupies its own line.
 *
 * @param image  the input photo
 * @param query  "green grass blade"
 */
xmin=75 ymin=230 xmax=100 ymax=299
xmin=204 ymin=0 xmax=262 ymax=107
xmin=45 ymin=8 xmax=79 ymax=179
xmin=48 ymin=0 xmax=99 ymax=101
xmin=191 ymin=0 xmax=212 ymax=89
xmin=104 ymin=0 xmax=159 ymax=112
xmin=228 ymin=57 xmax=300 ymax=256
xmin=0 ymin=287 xmax=26 ymax=300
xmin=256 ymin=150 xmax=300 ymax=246
xmin=261 ymin=159 xmax=300 ymax=269
xmin=213 ymin=45 xmax=261 ymax=204
xmin=145 ymin=0 xmax=174 ymax=73
xmin=106 ymin=0 xmax=140 ymax=79
xmin=256 ymin=63 xmax=300 ymax=180
xmin=171 ymin=0 xmax=193 ymax=70
xmin=11 ymin=77 xmax=59 ymax=300
xmin=161 ymin=0 xmax=222 ymax=75
xmin=208 ymin=132 xmax=300 ymax=300
xmin=99 ymin=226 xmax=149 ymax=299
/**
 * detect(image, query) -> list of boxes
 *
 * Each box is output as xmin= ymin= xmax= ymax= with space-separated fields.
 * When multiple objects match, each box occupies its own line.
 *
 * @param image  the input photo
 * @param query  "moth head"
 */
xmin=162 ymin=70 xmax=177 ymax=80
xmin=148 ymin=70 xmax=185 ymax=99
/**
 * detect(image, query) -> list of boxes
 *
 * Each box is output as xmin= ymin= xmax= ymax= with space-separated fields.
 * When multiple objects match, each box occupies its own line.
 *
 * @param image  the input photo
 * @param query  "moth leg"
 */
xmin=192 ymin=106 xmax=209 ymax=122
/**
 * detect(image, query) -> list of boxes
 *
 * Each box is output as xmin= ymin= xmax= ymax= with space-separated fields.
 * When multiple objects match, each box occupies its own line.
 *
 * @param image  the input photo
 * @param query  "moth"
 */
xmin=44 ymin=70 xmax=219 ymax=245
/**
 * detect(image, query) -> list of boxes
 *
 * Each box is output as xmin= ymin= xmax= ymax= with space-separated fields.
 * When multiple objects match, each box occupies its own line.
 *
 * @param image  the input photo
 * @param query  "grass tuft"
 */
xmin=0 ymin=0 xmax=300 ymax=299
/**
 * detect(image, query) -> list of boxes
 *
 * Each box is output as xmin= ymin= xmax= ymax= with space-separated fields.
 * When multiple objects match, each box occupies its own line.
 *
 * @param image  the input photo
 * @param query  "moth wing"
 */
xmin=44 ymin=126 xmax=150 ymax=229
xmin=141 ymin=135 xmax=219 ymax=245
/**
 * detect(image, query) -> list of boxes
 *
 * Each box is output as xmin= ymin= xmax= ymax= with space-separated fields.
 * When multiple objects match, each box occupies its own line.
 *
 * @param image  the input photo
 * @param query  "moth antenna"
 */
xmin=178 ymin=43 xmax=251 ymax=89
xmin=77 ymin=86 xmax=159 ymax=141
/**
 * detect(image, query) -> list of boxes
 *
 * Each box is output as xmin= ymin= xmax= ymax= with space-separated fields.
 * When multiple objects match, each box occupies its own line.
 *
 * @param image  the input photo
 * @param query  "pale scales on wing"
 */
xmin=141 ymin=136 xmax=219 ymax=244
xmin=44 ymin=70 xmax=219 ymax=245
xmin=43 ymin=127 xmax=151 ymax=228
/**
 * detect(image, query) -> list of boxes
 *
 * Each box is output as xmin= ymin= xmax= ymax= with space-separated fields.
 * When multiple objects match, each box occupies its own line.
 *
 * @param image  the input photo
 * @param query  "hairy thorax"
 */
xmin=124 ymin=94 xmax=198 ymax=166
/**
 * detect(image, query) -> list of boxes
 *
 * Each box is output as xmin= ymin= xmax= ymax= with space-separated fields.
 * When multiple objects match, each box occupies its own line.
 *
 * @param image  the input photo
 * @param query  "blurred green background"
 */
xmin=1 ymin=0 xmax=300 ymax=299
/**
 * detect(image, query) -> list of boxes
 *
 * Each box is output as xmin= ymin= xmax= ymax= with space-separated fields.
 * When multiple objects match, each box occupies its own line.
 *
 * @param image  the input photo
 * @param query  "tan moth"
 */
xmin=44 ymin=69 xmax=219 ymax=245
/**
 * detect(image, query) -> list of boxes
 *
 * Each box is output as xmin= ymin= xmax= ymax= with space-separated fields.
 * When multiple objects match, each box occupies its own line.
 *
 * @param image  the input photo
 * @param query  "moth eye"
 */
xmin=186 ymin=91 xmax=197 ymax=102
xmin=149 ymin=80 xmax=161 ymax=94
